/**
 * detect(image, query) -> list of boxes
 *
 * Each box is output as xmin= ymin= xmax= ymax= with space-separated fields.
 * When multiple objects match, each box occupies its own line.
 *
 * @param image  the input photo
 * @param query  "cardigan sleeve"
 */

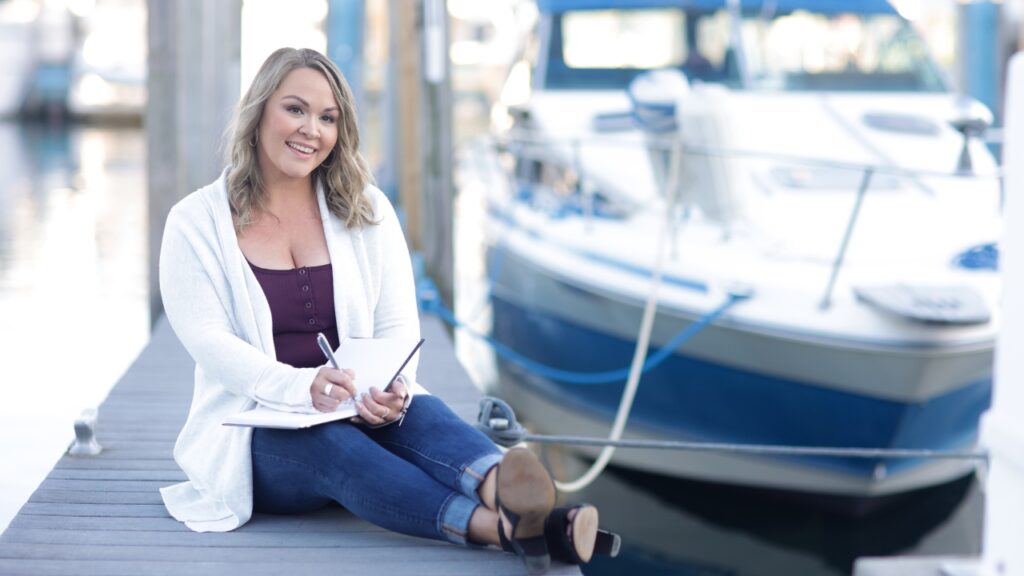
xmin=159 ymin=204 xmax=317 ymax=413
xmin=367 ymin=188 xmax=421 ymax=381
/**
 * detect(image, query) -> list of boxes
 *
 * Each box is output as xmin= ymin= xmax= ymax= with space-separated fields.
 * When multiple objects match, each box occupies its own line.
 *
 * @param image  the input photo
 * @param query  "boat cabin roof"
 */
xmin=531 ymin=0 xmax=942 ymax=93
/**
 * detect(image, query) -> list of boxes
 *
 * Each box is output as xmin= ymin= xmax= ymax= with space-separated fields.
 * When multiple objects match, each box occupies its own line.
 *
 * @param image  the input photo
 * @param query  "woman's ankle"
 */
xmin=478 ymin=465 xmax=498 ymax=510
xmin=467 ymin=506 xmax=501 ymax=547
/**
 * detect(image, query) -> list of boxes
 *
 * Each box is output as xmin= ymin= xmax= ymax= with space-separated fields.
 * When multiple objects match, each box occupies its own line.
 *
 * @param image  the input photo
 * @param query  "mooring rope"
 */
xmin=420 ymin=284 xmax=747 ymax=385
xmin=474 ymin=397 xmax=987 ymax=462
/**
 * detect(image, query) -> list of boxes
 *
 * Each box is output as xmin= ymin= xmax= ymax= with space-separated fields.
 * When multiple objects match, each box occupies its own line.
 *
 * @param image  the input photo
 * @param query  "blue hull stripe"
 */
xmin=492 ymin=297 xmax=991 ymax=477
xmin=488 ymin=205 xmax=708 ymax=293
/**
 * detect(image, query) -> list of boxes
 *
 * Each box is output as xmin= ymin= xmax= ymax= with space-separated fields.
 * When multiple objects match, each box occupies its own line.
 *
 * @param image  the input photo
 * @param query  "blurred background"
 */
xmin=1 ymin=0 xmax=1022 ymax=573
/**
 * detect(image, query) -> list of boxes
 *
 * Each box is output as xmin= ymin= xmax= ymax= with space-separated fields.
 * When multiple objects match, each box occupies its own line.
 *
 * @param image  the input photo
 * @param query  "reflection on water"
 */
xmin=546 ymin=449 xmax=980 ymax=576
xmin=0 ymin=121 xmax=149 ymax=532
xmin=452 ymin=150 xmax=983 ymax=576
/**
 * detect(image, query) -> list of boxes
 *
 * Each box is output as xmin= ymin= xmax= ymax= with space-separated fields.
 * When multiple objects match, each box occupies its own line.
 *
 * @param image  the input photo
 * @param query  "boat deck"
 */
xmin=0 ymin=315 xmax=579 ymax=575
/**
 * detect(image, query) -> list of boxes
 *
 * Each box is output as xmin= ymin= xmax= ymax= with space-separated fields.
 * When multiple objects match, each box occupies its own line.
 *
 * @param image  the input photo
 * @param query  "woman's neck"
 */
xmin=260 ymin=174 xmax=318 ymax=217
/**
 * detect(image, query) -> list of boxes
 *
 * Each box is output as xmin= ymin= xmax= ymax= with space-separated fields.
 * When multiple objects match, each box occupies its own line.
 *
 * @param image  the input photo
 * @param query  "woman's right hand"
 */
xmin=311 ymin=367 xmax=357 ymax=413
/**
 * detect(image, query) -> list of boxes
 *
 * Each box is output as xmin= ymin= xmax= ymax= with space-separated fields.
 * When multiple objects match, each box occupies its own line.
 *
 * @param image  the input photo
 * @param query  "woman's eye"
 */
xmin=321 ymin=115 xmax=336 ymax=124
xmin=287 ymin=106 xmax=303 ymax=115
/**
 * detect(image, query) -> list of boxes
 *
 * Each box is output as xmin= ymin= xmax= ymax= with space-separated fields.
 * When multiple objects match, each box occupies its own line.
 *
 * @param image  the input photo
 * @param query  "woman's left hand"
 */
xmin=354 ymin=377 xmax=409 ymax=426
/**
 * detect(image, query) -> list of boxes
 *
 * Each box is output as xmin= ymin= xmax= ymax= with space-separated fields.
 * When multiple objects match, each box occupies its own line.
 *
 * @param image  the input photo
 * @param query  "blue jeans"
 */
xmin=251 ymin=395 xmax=503 ymax=545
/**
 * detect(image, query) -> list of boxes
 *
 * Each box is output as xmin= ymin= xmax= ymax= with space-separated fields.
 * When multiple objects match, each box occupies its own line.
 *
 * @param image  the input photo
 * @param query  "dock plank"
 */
xmin=44 ymin=469 xmax=187 ymax=482
xmin=0 ymin=315 xmax=580 ymax=575
xmin=0 ymin=557 xmax=537 ymax=576
xmin=27 ymin=489 xmax=165 ymax=505
xmin=1 ymin=528 xmax=423 ymax=548
xmin=5 ymin=509 xmax=376 ymax=533
xmin=37 ymin=479 xmax=179 ymax=492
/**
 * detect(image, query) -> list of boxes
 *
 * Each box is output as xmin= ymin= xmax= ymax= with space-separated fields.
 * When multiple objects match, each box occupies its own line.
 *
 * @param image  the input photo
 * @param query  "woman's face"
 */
xmin=256 ymin=67 xmax=340 ymax=186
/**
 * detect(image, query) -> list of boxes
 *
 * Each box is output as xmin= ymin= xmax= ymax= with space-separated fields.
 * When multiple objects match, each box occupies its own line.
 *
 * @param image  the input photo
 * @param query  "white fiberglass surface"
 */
xmin=486 ymin=154 xmax=999 ymax=351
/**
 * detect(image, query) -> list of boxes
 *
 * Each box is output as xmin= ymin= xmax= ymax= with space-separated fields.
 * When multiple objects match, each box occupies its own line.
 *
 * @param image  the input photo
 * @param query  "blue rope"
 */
xmin=419 ymin=278 xmax=748 ymax=385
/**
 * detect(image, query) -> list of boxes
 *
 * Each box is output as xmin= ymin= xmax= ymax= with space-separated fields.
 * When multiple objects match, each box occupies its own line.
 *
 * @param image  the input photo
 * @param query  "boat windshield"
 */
xmin=542 ymin=7 xmax=946 ymax=93
xmin=545 ymin=8 xmax=739 ymax=90
xmin=740 ymin=10 xmax=947 ymax=92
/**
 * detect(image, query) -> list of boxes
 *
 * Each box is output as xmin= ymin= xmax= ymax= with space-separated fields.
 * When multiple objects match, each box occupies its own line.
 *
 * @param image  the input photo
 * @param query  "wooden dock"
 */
xmin=0 ymin=315 xmax=580 ymax=575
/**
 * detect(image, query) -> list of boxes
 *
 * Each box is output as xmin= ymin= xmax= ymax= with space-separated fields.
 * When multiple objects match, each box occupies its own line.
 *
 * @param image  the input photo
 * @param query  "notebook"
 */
xmin=223 ymin=336 xmax=424 ymax=429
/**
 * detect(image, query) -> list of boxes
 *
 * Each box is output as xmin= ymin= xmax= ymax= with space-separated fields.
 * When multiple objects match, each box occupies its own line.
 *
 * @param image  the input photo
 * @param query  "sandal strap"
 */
xmin=545 ymin=507 xmax=582 ymax=564
xmin=497 ymin=517 xmax=514 ymax=553
xmin=545 ymin=506 xmax=622 ymax=564
xmin=499 ymin=516 xmax=550 ymax=574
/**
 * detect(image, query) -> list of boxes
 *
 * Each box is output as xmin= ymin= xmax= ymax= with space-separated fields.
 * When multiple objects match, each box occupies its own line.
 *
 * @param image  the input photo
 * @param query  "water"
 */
xmin=451 ymin=148 xmax=984 ymax=576
xmin=0 ymin=121 xmax=149 ymax=532
xmin=551 ymin=454 xmax=980 ymax=575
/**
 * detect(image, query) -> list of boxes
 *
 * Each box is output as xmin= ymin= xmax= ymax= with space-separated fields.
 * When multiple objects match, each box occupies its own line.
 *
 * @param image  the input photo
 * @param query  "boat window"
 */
xmin=562 ymin=9 xmax=684 ymax=70
xmin=740 ymin=11 xmax=946 ymax=92
xmin=504 ymin=147 xmax=627 ymax=219
xmin=545 ymin=9 xmax=737 ymax=90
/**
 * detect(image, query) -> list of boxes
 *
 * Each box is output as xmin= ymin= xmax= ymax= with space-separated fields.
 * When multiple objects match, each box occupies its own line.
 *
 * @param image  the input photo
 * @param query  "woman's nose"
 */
xmin=300 ymin=117 xmax=319 ymax=138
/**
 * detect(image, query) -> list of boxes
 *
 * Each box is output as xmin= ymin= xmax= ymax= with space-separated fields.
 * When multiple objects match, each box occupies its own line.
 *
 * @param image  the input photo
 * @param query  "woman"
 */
xmin=158 ymin=47 xmax=617 ymax=573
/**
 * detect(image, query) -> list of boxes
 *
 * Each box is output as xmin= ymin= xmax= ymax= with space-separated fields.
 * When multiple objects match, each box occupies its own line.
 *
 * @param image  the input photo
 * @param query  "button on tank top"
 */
xmin=248 ymin=261 xmax=340 ymax=368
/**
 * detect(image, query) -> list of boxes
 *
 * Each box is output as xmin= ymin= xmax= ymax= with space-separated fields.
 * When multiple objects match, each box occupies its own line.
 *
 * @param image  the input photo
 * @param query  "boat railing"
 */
xmin=495 ymin=128 xmax=1004 ymax=180
xmin=485 ymin=128 xmax=1002 ymax=309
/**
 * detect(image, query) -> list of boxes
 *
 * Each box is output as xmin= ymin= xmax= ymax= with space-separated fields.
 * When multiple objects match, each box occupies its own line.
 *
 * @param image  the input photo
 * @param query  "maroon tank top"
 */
xmin=248 ymin=261 xmax=340 ymax=368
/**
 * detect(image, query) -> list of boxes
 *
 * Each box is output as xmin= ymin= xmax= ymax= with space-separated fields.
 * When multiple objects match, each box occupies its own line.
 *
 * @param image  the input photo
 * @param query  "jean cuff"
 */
xmin=459 ymin=452 xmax=502 ymax=503
xmin=439 ymin=493 xmax=479 ymax=546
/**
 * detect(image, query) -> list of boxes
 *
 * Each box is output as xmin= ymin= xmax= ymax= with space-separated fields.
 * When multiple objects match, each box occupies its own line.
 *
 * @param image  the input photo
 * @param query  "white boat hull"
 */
xmin=484 ymin=233 xmax=991 ymax=496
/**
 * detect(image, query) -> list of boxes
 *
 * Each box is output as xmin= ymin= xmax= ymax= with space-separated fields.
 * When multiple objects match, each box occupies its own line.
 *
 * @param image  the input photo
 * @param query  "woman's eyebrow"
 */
xmin=281 ymin=95 xmax=338 ymax=112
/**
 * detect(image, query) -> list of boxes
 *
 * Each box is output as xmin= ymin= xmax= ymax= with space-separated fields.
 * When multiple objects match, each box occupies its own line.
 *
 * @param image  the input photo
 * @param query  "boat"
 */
xmin=67 ymin=0 xmax=146 ymax=120
xmin=467 ymin=0 xmax=1002 ymax=497
xmin=0 ymin=0 xmax=38 ymax=118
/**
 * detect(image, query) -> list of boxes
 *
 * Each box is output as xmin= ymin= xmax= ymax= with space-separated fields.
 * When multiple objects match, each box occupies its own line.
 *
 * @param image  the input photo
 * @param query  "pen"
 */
xmin=318 ymin=333 xmax=367 ymax=406
xmin=316 ymin=333 xmax=339 ymax=369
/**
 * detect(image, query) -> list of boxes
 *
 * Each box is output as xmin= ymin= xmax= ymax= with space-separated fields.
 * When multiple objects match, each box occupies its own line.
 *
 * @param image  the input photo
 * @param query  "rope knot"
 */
xmin=475 ymin=396 xmax=527 ymax=447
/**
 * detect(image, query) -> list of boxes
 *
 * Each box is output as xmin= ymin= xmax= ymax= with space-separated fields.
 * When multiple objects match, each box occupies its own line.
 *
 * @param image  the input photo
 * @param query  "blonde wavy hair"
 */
xmin=226 ymin=47 xmax=375 ymax=230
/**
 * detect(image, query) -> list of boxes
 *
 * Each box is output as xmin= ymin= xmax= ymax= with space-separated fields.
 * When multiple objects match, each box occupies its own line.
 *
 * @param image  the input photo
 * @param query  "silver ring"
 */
xmin=323 ymin=382 xmax=334 ymax=397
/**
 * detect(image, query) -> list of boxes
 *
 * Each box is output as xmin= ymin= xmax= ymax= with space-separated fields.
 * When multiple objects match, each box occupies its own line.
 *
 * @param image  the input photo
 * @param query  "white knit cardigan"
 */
xmin=158 ymin=168 xmax=424 ymax=532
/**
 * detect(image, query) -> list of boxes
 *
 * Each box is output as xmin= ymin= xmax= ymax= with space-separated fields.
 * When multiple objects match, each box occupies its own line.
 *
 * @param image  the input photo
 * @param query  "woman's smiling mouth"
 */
xmin=287 ymin=141 xmax=316 ymax=156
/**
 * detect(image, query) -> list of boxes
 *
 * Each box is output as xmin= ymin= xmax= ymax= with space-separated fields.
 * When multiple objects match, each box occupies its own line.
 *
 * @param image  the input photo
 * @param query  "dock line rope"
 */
xmin=555 ymin=141 xmax=692 ymax=492
xmin=419 ymin=282 xmax=746 ymax=385
xmin=474 ymin=397 xmax=988 ymax=462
